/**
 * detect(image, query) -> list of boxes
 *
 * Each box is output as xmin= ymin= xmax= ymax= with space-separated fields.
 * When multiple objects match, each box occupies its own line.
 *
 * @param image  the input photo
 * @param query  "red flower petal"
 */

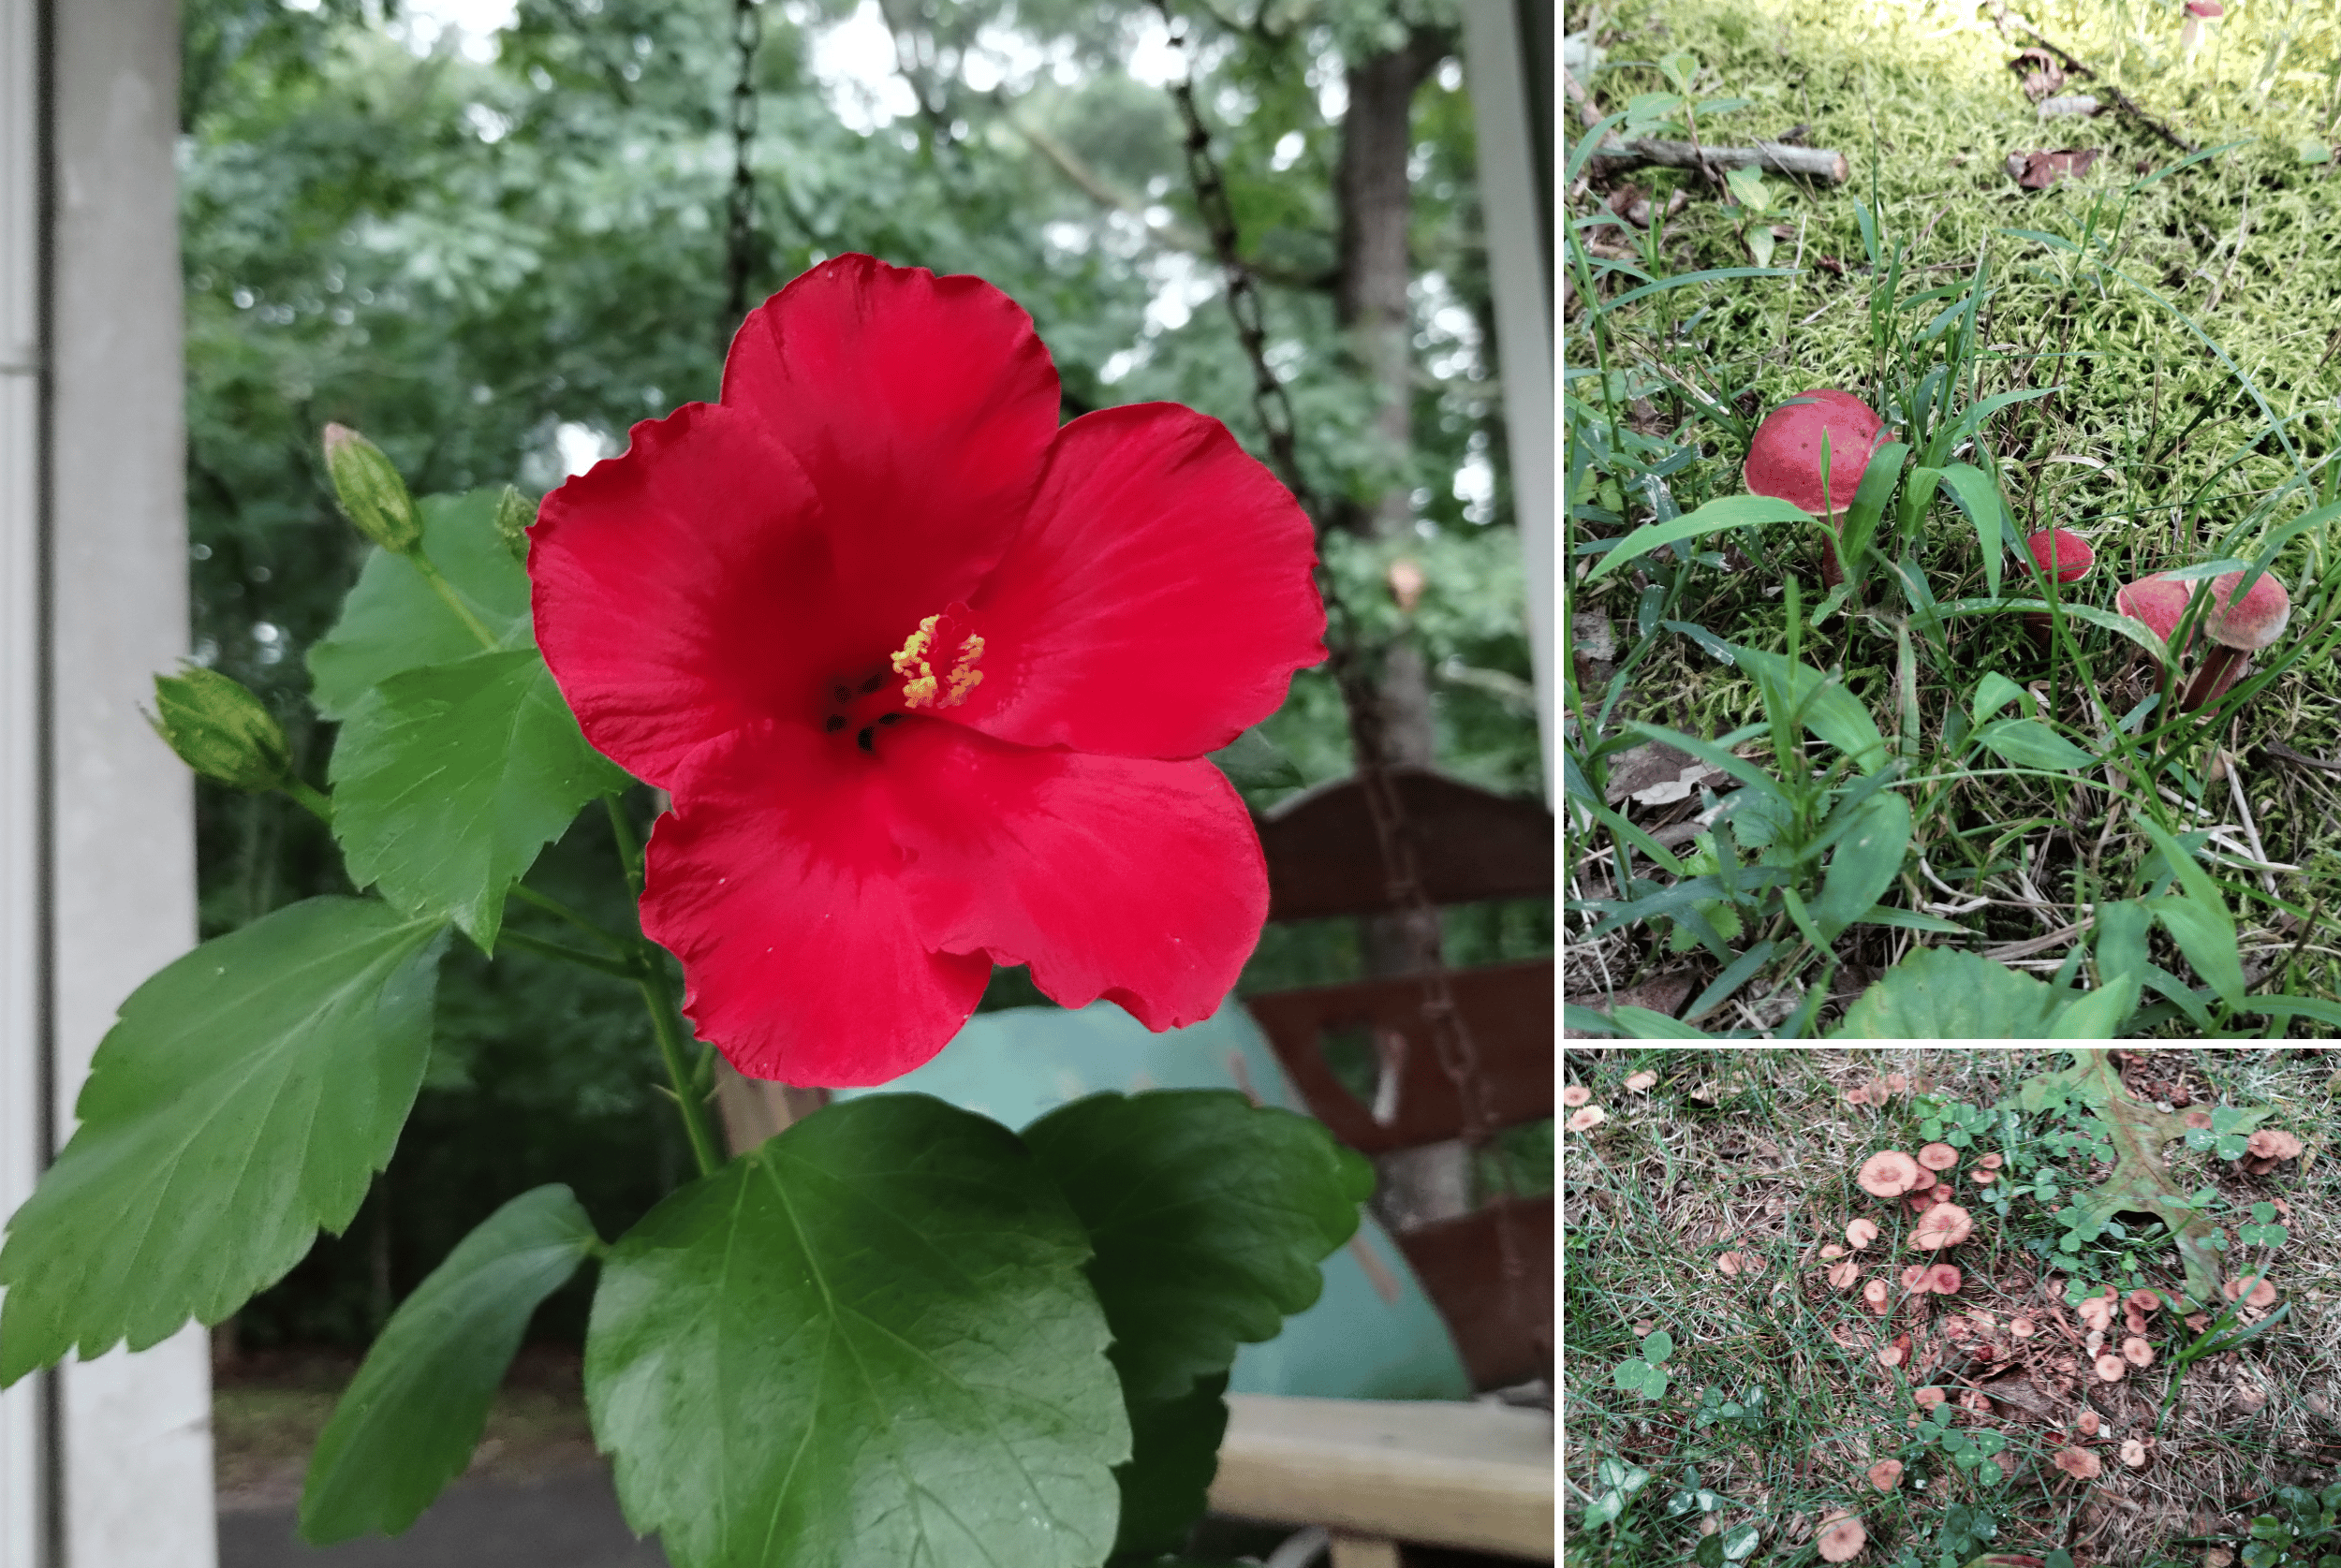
xmin=640 ymin=723 xmax=991 ymax=1086
xmin=951 ymin=403 xmax=1325 ymax=758
xmin=882 ymin=722 xmax=1265 ymax=1030
xmin=720 ymin=256 xmax=1056 ymax=636
xmin=531 ymin=402 xmax=842 ymax=788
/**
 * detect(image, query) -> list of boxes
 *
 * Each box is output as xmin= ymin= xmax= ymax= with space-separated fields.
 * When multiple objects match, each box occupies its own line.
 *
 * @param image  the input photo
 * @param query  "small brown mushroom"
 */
xmin=2095 ymin=1353 xmax=2128 ymax=1382
xmin=1567 ymin=1106 xmax=1606 ymax=1132
xmin=1844 ymin=1083 xmax=1875 ymax=1106
xmin=2182 ymin=1108 xmax=2215 ymax=1130
xmin=1979 ymin=1151 xmax=2004 ymax=1170
xmin=2245 ymin=1127 xmax=2304 ymax=1161
xmin=1858 ymin=1150 xmax=1922 ymax=1198
xmin=2076 ymin=1294 xmax=2116 ymax=1333
xmin=2123 ymin=1336 xmax=2155 ymax=1367
xmin=1971 ymin=1168 xmax=1996 ymax=1184
xmin=1908 ymin=1165 xmax=1938 ymax=1193
xmin=1830 ymin=1258 xmax=1862 ymax=1290
xmin=1878 ymin=1341 xmax=1905 ymax=1368
xmin=1632 ymin=1318 xmax=1657 ymax=1336
xmin=1912 ymin=1386 xmax=1948 ymax=1409
xmin=2077 ymin=1409 xmax=2100 ymax=1436
xmin=1883 ymin=1073 xmax=1908 ymax=1095
xmin=1816 ymin=1512 xmax=1867 ymax=1563
xmin=1624 ymin=1070 xmax=1658 ymax=1093
xmin=2128 ymin=1289 xmax=2161 ymax=1314
xmin=1910 ymin=1203 xmax=1973 ymax=1250
xmin=1863 ymin=1279 xmax=1891 ymax=1314
xmin=2010 ymin=1317 xmax=2035 ymax=1339
xmin=1867 ymin=1458 xmax=1904 ymax=1491
xmin=1717 ymin=1251 xmax=1755 ymax=1276
xmin=2121 ymin=1437 xmax=2149 ymax=1468
xmin=1916 ymin=1142 xmax=1959 ymax=1170
xmin=2221 ymin=1274 xmax=2277 ymax=1309
xmin=1926 ymin=1264 xmax=1962 ymax=1294
xmin=1563 ymin=1084 xmax=1593 ymax=1107
xmin=2054 ymin=1445 xmax=2103 ymax=1480
xmin=1821 ymin=1243 xmax=1848 ymax=1260
xmin=1901 ymin=1264 xmax=1933 ymax=1295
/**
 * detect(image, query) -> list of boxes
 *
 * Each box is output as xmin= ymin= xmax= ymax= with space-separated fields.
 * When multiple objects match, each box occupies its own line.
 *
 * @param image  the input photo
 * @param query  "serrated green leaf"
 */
xmin=1206 ymin=726 xmax=1303 ymax=791
xmin=1831 ymin=947 xmax=2069 ymax=1037
xmin=308 ymin=491 xmax=534 ymax=722
xmin=300 ymin=1185 xmax=599 ymax=1542
xmin=1112 ymin=1373 xmax=1229 ymax=1560
xmin=1021 ymin=1091 xmax=1366 ymax=1406
xmin=584 ymin=1094 xmax=1127 ymax=1568
xmin=0 ymin=899 xmax=450 ymax=1384
xmin=330 ymin=649 xmax=628 ymax=948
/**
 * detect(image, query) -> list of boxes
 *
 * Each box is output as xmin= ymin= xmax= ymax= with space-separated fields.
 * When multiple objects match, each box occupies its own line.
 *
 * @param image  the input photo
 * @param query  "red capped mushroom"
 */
xmin=1744 ymin=388 xmax=1892 ymax=586
xmin=2114 ymin=571 xmax=2196 ymax=678
xmin=2182 ymin=567 xmax=2289 ymax=711
xmin=2183 ymin=0 xmax=2224 ymax=61
xmin=2024 ymin=529 xmax=2096 ymax=654
xmin=1858 ymin=1150 xmax=1922 ymax=1198
xmin=1910 ymin=1203 xmax=1973 ymax=1250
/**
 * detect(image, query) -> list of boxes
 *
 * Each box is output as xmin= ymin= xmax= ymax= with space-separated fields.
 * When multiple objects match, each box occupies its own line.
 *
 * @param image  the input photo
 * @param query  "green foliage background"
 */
xmin=182 ymin=0 xmax=1544 ymax=1346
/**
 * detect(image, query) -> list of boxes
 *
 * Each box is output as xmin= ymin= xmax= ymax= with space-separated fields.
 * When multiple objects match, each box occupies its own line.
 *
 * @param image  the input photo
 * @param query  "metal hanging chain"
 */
xmin=721 ymin=0 xmax=763 ymax=349
xmin=1150 ymin=0 xmax=1535 ymax=1371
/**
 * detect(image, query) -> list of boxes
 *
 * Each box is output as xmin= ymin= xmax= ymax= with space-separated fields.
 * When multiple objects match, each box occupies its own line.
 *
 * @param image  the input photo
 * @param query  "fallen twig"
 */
xmin=1584 ymin=137 xmax=1849 ymax=184
xmin=2263 ymin=739 xmax=2341 ymax=774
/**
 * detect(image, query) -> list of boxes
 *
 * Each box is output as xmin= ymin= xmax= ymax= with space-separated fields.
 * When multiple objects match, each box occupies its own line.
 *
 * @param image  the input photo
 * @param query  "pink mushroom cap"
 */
xmin=1744 ymin=388 xmax=1891 ymax=520
xmin=2114 ymin=573 xmax=2194 ymax=644
xmin=2202 ymin=568 xmax=2291 ymax=652
xmin=2027 ymin=528 xmax=2096 ymax=583
xmin=2186 ymin=0 xmax=2224 ymax=16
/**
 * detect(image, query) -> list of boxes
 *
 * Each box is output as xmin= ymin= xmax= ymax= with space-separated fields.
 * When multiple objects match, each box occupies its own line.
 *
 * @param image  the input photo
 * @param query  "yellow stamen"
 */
xmin=891 ymin=616 xmax=984 ymax=710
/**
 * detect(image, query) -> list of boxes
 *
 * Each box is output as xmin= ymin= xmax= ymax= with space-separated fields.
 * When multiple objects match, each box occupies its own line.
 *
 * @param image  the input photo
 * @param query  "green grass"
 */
xmin=1560 ymin=1048 xmax=2341 ymax=1567
xmin=1565 ymin=0 xmax=2341 ymax=1035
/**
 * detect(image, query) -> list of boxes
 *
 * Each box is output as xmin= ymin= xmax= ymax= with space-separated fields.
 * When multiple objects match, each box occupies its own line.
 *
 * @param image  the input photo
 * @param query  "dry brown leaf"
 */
xmin=2009 ymin=147 xmax=2102 ymax=189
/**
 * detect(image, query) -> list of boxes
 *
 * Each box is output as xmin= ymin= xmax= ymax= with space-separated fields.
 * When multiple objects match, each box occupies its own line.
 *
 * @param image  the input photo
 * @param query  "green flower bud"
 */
xmin=149 ymin=666 xmax=291 ymax=791
xmin=494 ymin=484 xmax=535 ymax=562
xmin=322 ymin=422 xmax=421 ymax=553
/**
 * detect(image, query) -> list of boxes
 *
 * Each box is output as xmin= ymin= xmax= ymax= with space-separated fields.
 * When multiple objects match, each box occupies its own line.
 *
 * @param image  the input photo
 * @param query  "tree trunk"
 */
xmin=1333 ymin=28 xmax=1448 ymax=977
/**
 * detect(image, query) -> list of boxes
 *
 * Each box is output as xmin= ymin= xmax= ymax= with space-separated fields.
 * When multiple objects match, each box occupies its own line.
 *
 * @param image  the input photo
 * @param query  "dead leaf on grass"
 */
xmin=2008 ymin=148 xmax=2102 ymax=189
xmin=2010 ymin=47 xmax=2066 ymax=99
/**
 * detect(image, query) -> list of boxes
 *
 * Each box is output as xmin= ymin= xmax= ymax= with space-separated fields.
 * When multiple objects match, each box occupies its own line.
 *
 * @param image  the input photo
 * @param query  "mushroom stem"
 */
xmin=2181 ymin=643 xmax=2249 ymax=711
xmin=1820 ymin=532 xmax=1845 ymax=589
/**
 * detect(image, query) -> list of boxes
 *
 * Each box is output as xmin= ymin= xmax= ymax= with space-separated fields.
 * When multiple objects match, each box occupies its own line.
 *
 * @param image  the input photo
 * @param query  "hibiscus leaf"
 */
xmin=301 ymin=1184 xmax=601 ymax=1544
xmin=0 ymin=898 xmax=450 ymax=1384
xmin=1111 ymin=1374 xmax=1230 ymax=1561
xmin=1019 ymin=1091 xmax=1370 ymax=1557
xmin=308 ymin=489 xmax=534 ymax=722
xmin=330 ymin=649 xmax=629 ymax=950
xmin=585 ymin=1094 xmax=1128 ymax=1568
xmin=1208 ymin=725 xmax=1304 ymax=790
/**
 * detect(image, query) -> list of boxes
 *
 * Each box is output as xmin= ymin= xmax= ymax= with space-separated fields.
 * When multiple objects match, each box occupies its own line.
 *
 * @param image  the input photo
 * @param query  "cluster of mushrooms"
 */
xmin=1742 ymin=389 xmax=2290 ymax=712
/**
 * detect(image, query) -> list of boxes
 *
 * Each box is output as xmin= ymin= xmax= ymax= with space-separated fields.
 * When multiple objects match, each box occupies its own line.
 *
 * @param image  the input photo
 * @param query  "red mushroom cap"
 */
xmin=2026 ymin=529 xmax=2096 ymax=584
xmin=2186 ymin=0 xmax=2224 ymax=15
xmin=2114 ymin=573 xmax=2195 ymax=645
xmin=1744 ymin=388 xmax=1890 ymax=520
xmin=2203 ymin=568 xmax=2291 ymax=652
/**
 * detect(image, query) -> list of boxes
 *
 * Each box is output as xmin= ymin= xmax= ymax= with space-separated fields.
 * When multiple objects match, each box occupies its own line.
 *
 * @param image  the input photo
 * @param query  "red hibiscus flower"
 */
xmin=529 ymin=256 xmax=1324 ymax=1086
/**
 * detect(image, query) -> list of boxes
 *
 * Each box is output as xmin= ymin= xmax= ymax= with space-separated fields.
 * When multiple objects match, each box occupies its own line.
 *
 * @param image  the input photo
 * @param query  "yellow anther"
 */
xmin=891 ymin=616 xmax=984 ymax=711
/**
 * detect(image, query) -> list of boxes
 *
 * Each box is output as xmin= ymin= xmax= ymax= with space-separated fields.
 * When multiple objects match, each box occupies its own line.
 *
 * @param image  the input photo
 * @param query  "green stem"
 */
xmin=639 ymin=953 xmax=722 ymax=1178
xmin=282 ymin=777 xmax=334 ymax=825
xmin=509 ymin=884 xmax=634 ymax=956
xmin=605 ymin=793 xmax=645 ymax=899
xmin=499 ymin=929 xmax=640 ymax=982
xmin=406 ymin=550 xmax=502 ymax=652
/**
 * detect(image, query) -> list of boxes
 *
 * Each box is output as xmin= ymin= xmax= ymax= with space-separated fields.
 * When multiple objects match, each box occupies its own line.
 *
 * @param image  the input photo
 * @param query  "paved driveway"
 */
xmin=218 ymin=1470 xmax=668 ymax=1568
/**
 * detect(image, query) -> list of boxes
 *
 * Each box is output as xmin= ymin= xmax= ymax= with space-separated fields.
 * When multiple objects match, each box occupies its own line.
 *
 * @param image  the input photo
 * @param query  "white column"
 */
xmin=3 ymin=1 xmax=217 ymax=1563
xmin=1461 ymin=0 xmax=1555 ymax=806
xmin=0 ymin=0 xmax=49 ymax=1558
